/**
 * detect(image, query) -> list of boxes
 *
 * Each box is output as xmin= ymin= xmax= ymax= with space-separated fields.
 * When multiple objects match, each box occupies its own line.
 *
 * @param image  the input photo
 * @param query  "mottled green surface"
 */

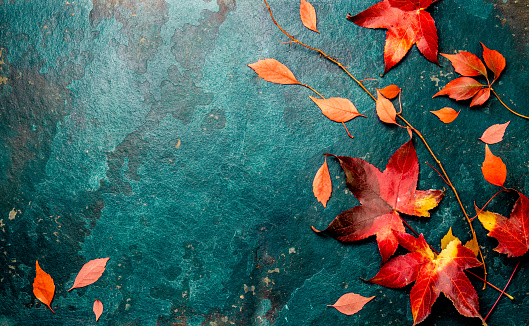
xmin=1 ymin=0 xmax=529 ymax=325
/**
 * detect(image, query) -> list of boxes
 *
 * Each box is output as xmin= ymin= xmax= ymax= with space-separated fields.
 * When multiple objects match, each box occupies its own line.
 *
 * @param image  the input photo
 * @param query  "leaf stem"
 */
xmin=484 ymin=260 xmax=520 ymax=321
xmin=491 ymin=89 xmax=529 ymax=120
xmin=263 ymin=0 xmax=376 ymax=101
xmin=471 ymin=188 xmax=506 ymax=221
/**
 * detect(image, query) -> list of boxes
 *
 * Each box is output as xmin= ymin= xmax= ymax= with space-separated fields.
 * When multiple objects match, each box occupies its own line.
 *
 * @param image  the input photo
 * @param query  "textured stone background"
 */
xmin=0 ymin=0 xmax=529 ymax=325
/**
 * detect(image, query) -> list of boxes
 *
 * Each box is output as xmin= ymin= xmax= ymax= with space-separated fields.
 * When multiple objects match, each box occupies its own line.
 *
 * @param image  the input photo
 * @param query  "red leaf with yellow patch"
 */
xmin=312 ymin=140 xmax=444 ymax=262
xmin=477 ymin=191 xmax=529 ymax=257
xmin=368 ymin=231 xmax=483 ymax=325
xmin=347 ymin=0 xmax=439 ymax=74
xmin=481 ymin=145 xmax=507 ymax=187
xmin=313 ymin=156 xmax=332 ymax=207
xmin=33 ymin=261 xmax=56 ymax=313
xmin=328 ymin=293 xmax=375 ymax=316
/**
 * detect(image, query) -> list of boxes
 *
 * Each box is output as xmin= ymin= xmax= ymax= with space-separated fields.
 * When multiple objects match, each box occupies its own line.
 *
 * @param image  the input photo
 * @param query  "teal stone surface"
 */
xmin=1 ymin=0 xmax=529 ymax=325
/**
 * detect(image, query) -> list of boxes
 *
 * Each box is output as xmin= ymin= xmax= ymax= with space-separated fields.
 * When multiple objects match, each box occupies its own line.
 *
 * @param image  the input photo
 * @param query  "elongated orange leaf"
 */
xmin=479 ymin=121 xmax=510 ymax=144
xmin=441 ymin=52 xmax=487 ymax=78
xmin=328 ymin=293 xmax=375 ymax=316
xmin=68 ymin=257 xmax=110 ymax=291
xmin=33 ymin=261 xmax=55 ymax=313
xmin=300 ymin=0 xmax=319 ymax=33
xmin=309 ymin=96 xmax=366 ymax=122
xmin=248 ymin=59 xmax=300 ymax=85
xmin=313 ymin=156 xmax=332 ymax=207
xmin=481 ymin=145 xmax=506 ymax=187
xmin=432 ymin=77 xmax=485 ymax=101
xmin=481 ymin=42 xmax=506 ymax=82
xmin=430 ymin=107 xmax=460 ymax=123
xmin=376 ymin=90 xmax=397 ymax=124
xmin=93 ymin=299 xmax=103 ymax=321
xmin=377 ymin=85 xmax=401 ymax=99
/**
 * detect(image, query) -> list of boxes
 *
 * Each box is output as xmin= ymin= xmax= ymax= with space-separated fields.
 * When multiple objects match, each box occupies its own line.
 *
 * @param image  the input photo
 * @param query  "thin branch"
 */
xmin=491 ymin=89 xmax=529 ymax=120
xmin=484 ymin=260 xmax=520 ymax=321
xmin=471 ymin=188 xmax=506 ymax=221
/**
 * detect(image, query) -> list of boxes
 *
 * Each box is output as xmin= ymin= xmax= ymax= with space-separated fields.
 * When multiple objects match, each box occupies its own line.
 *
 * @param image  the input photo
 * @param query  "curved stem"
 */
xmin=263 ymin=0 xmax=376 ymax=101
xmin=471 ymin=188 xmax=506 ymax=221
xmin=491 ymin=89 xmax=529 ymax=120
xmin=484 ymin=260 xmax=520 ymax=321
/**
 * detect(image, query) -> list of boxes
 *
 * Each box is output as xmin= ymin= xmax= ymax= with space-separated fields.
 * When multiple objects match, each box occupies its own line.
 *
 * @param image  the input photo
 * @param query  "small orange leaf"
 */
xmin=377 ymin=85 xmax=401 ymax=99
xmin=328 ymin=293 xmax=375 ymax=316
xmin=376 ymin=90 xmax=397 ymax=124
xmin=313 ymin=156 xmax=332 ymax=207
xmin=300 ymin=0 xmax=319 ymax=33
xmin=68 ymin=257 xmax=110 ymax=291
xmin=309 ymin=96 xmax=366 ymax=123
xmin=430 ymin=107 xmax=460 ymax=123
xmin=33 ymin=261 xmax=56 ymax=313
xmin=479 ymin=121 xmax=510 ymax=144
xmin=248 ymin=59 xmax=300 ymax=85
xmin=481 ymin=145 xmax=507 ymax=187
xmin=93 ymin=300 xmax=103 ymax=321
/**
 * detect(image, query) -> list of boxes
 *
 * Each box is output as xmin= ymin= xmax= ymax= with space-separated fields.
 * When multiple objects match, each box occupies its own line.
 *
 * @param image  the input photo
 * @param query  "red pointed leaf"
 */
xmin=477 ymin=192 xmax=529 ymax=257
xmin=300 ymin=0 xmax=319 ymax=33
xmin=376 ymin=90 xmax=397 ymax=124
xmin=347 ymin=0 xmax=438 ymax=74
xmin=469 ymin=87 xmax=490 ymax=107
xmin=430 ymin=107 xmax=460 ymax=123
xmin=248 ymin=59 xmax=300 ymax=85
xmin=377 ymin=85 xmax=401 ymax=99
xmin=432 ymin=77 xmax=484 ymax=101
xmin=33 ymin=261 xmax=56 ymax=313
xmin=479 ymin=121 xmax=510 ymax=144
xmin=68 ymin=257 xmax=110 ymax=291
xmin=328 ymin=293 xmax=375 ymax=316
xmin=309 ymin=96 xmax=366 ymax=122
xmin=93 ymin=299 xmax=103 ymax=321
xmin=481 ymin=145 xmax=506 ymax=187
xmin=441 ymin=52 xmax=487 ymax=78
xmin=368 ymin=252 xmax=429 ymax=288
xmin=313 ymin=156 xmax=332 ymax=207
xmin=481 ymin=42 xmax=506 ymax=82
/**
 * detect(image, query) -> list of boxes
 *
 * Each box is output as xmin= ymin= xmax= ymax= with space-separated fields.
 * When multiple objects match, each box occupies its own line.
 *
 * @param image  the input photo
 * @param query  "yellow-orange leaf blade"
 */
xmin=376 ymin=90 xmax=397 ymax=124
xmin=430 ymin=107 xmax=460 ymax=123
xmin=300 ymin=0 xmax=319 ymax=33
xmin=93 ymin=299 xmax=103 ymax=321
xmin=248 ymin=59 xmax=300 ymax=85
xmin=68 ymin=257 xmax=110 ymax=291
xmin=377 ymin=85 xmax=401 ymax=99
xmin=481 ymin=145 xmax=506 ymax=187
xmin=328 ymin=293 xmax=375 ymax=316
xmin=309 ymin=96 xmax=366 ymax=122
xmin=33 ymin=261 xmax=56 ymax=313
xmin=313 ymin=156 xmax=332 ymax=207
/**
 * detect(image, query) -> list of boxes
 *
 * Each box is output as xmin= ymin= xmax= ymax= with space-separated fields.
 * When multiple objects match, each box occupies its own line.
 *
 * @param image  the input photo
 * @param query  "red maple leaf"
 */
xmin=368 ymin=231 xmax=483 ymax=325
xmin=312 ymin=140 xmax=444 ymax=262
xmin=477 ymin=191 xmax=529 ymax=257
xmin=347 ymin=0 xmax=440 ymax=74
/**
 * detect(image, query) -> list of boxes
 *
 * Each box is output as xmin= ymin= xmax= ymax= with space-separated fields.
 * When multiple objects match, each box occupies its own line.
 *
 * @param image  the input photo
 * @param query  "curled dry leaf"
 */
xmin=328 ymin=293 xmax=375 ymax=316
xmin=313 ymin=156 xmax=332 ymax=208
xmin=248 ymin=59 xmax=300 ymax=85
xmin=33 ymin=261 xmax=56 ymax=313
xmin=68 ymin=257 xmax=110 ymax=291
xmin=375 ymin=90 xmax=397 ymax=125
xmin=479 ymin=121 xmax=510 ymax=144
xmin=440 ymin=52 xmax=487 ymax=78
xmin=481 ymin=145 xmax=507 ymax=187
xmin=377 ymin=85 xmax=401 ymax=99
xmin=93 ymin=299 xmax=103 ymax=321
xmin=430 ymin=107 xmax=460 ymax=123
xmin=309 ymin=96 xmax=365 ymax=123
xmin=481 ymin=42 xmax=506 ymax=82
xmin=300 ymin=0 xmax=319 ymax=33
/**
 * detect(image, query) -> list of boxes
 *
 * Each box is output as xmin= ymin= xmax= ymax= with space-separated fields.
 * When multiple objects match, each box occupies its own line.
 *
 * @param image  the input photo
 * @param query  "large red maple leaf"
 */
xmin=313 ymin=140 xmax=444 ymax=262
xmin=368 ymin=231 xmax=483 ymax=325
xmin=347 ymin=0 xmax=440 ymax=74
xmin=477 ymin=191 xmax=529 ymax=257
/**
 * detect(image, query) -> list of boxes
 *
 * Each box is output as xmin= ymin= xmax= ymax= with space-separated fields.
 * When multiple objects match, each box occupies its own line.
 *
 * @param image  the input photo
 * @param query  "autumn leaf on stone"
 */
xmin=377 ymin=85 xmax=401 ymax=99
xmin=312 ymin=140 xmax=444 ymax=262
xmin=309 ymin=96 xmax=366 ymax=123
xmin=33 ymin=261 xmax=56 ymax=313
xmin=477 ymin=191 xmax=529 ymax=257
xmin=93 ymin=299 xmax=104 ymax=321
xmin=347 ymin=0 xmax=439 ymax=74
xmin=430 ymin=107 xmax=460 ymax=123
xmin=479 ymin=121 xmax=510 ymax=144
xmin=328 ymin=293 xmax=375 ymax=315
xmin=313 ymin=156 xmax=332 ymax=207
xmin=248 ymin=59 xmax=300 ymax=85
xmin=68 ymin=257 xmax=110 ymax=291
xmin=300 ymin=0 xmax=319 ymax=33
xmin=368 ymin=231 xmax=483 ymax=325
xmin=481 ymin=145 xmax=506 ymax=187
xmin=376 ymin=90 xmax=397 ymax=125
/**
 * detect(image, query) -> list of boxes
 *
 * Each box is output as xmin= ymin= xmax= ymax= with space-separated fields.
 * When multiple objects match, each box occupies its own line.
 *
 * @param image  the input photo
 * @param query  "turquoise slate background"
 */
xmin=1 ymin=0 xmax=529 ymax=325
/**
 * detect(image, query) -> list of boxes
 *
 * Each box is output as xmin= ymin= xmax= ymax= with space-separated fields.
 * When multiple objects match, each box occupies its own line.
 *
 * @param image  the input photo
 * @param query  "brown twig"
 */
xmin=491 ymin=88 xmax=529 ymax=120
xmin=484 ymin=260 xmax=520 ymax=320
